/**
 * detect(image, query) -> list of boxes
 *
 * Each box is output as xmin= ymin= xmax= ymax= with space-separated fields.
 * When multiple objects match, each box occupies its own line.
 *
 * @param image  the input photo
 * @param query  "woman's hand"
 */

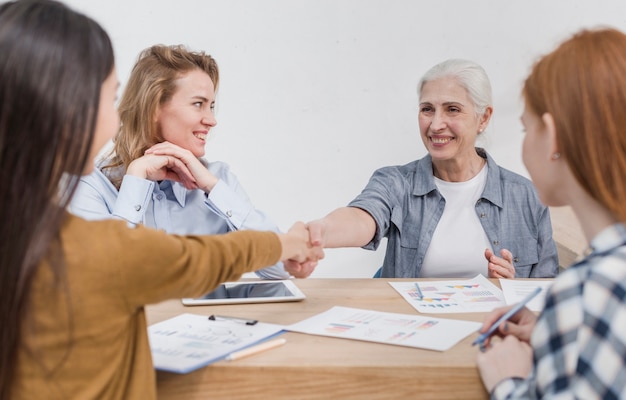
xmin=478 ymin=303 xmax=537 ymax=346
xmin=476 ymin=335 xmax=533 ymax=392
xmin=144 ymin=141 xmax=219 ymax=192
xmin=127 ymin=152 xmax=197 ymax=189
xmin=278 ymin=222 xmax=325 ymax=267
xmin=485 ymin=248 xmax=516 ymax=279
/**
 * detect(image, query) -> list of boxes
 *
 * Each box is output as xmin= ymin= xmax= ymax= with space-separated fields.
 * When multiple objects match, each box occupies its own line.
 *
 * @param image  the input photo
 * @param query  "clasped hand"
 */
xmin=127 ymin=141 xmax=218 ymax=191
xmin=283 ymin=220 xmax=327 ymax=278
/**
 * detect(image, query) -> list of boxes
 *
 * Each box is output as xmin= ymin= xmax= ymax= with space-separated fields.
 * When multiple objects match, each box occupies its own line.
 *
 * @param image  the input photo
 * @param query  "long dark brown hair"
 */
xmin=0 ymin=0 xmax=114 ymax=396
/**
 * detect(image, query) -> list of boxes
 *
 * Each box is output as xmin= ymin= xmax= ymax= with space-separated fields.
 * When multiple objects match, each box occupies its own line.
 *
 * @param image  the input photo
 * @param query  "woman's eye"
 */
xmin=420 ymin=106 xmax=433 ymax=113
xmin=210 ymin=103 xmax=216 ymax=111
xmin=193 ymin=102 xmax=202 ymax=108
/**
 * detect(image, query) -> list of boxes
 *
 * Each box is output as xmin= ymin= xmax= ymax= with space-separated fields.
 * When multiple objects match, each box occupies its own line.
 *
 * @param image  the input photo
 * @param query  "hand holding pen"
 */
xmin=473 ymin=287 xmax=541 ymax=350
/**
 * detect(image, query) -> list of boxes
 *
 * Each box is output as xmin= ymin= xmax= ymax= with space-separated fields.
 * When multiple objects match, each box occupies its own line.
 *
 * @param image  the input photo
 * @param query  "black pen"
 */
xmin=472 ymin=286 xmax=542 ymax=349
xmin=208 ymin=315 xmax=258 ymax=325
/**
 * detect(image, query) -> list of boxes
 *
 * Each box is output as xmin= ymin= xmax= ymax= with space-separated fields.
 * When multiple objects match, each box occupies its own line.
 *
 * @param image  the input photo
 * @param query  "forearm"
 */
xmin=317 ymin=207 xmax=376 ymax=248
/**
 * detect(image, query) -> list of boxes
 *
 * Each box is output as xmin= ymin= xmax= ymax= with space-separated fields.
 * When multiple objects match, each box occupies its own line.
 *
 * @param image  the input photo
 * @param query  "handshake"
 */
xmin=278 ymin=220 xmax=327 ymax=279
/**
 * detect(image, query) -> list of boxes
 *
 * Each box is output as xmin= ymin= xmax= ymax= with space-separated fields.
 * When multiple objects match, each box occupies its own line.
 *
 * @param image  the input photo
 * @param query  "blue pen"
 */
xmin=414 ymin=283 xmax=424 ymax=300
xmin=472 ymin=286 xmax=542 ymax=349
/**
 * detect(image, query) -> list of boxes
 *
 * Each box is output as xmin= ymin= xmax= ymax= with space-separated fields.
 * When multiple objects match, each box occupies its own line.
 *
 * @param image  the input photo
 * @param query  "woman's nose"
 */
xmin=202 ymin=111 xmax=217 ymax=127
xmin=430 ymin=110 xmax=446 ymax=131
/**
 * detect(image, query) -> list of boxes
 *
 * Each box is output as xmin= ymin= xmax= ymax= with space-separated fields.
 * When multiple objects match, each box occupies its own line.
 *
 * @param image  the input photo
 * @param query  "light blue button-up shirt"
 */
xmin=349 ymin=148 xmax=559 ymax=278
xmin=69 ymin=160 xmax=289 ymax=279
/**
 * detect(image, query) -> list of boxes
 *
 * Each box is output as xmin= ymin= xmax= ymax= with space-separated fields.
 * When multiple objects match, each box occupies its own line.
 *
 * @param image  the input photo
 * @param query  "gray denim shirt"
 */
xmin=349 ymin=148 xmax=559 ymax=278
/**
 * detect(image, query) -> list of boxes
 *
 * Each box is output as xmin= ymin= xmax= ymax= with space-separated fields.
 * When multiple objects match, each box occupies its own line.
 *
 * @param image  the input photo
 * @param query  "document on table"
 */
xmin=286 ymin=306 xmax=481 ymax=351
xmin=148 ymin=313 xmax=285 ymax=374
xmin=388 ymin=274 xmax=506 ymax=314
xmin=499 ymin=279 xmax=554 ymax=312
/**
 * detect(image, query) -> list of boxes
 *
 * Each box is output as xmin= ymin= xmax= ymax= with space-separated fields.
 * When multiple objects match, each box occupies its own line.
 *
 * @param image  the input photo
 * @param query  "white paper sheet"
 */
xmin=388 ymin=274 xmax=506 ymax=313
xmin=498 ymin=279 xmax=555 ymax=312
xmin=148 ymin=313 xmax=285 ymax=373
xmin=286 ymin=306 xmax=481 ymax=351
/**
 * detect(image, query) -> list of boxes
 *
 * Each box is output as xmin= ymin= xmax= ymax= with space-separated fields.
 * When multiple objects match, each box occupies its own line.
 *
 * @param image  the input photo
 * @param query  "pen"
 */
xmin=225 ymin=338 xmax=287 ymax=361
xmin=471 ymin=286 xmax=542 ymax=349
xmin=414 ymin=283 xmax=424 ymax=300
xmin=208 ymin=315 xmax=258 ymax=326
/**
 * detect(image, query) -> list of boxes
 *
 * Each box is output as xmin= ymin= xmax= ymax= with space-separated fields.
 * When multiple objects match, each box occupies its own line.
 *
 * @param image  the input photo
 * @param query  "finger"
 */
xmin=169 ymin=158 xmax=197 ymax=183
xmin=484 ymin=248 xmax=494 ymax=261
xmin=306 ymin=222 xmax=324 ymax=246
xmin=480 ymin=305 xmax=515 ymax=332
xmin=500 ymin=248 xmax=514 ymax=263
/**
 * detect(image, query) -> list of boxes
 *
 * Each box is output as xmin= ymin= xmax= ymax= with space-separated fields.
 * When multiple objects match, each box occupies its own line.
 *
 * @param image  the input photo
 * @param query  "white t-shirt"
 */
xmin=420 ymin=164 xmax=492 ymax=278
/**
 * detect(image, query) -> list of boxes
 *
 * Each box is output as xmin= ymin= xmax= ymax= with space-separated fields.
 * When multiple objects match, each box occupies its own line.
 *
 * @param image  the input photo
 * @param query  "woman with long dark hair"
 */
xmin=0 ymin=1 xmax=321 ymax=398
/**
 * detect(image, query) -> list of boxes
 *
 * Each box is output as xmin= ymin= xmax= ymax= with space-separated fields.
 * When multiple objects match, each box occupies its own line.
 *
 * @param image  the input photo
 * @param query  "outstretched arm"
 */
xmin=283 ymin=207 xmax=376 ymax=277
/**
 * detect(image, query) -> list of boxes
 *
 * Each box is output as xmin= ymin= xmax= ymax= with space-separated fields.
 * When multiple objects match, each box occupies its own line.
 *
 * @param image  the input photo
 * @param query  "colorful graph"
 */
xmin=325 ymin=322 xmax=354 ymax=334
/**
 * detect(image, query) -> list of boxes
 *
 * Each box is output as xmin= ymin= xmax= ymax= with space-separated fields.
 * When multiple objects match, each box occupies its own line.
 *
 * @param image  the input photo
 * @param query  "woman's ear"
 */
xmin=479 ymin=106 xmax=493 ymax=131
xmin=541 ymin=112 xmax=559 ymax=159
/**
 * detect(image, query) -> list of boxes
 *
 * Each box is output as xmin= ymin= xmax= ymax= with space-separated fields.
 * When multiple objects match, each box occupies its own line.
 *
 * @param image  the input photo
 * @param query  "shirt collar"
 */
xmin=154 ymin=158 xmax=209 ymax=207
xmin=589 ymin=223 xmax=626 ymax=256
xmin=412 ymin=147 xmax=503 ymax=208
xmin=157 ymin=180 xmax=188 ymax=207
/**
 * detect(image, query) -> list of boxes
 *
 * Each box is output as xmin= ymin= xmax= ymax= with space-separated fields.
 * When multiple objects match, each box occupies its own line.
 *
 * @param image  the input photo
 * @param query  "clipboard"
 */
xmin=148 ymin=313 xmax=285 ymax=373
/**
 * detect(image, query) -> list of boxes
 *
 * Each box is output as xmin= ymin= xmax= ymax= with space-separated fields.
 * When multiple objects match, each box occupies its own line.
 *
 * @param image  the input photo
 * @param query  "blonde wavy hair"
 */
xmin=102 ymin=44 xmax=219 ymax=188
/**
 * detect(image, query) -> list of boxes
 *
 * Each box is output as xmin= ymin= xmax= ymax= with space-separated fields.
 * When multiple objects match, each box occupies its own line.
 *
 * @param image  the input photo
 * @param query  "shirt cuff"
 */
xmin=491 ymin=377 xmax=525 ymax=400
xmin=205 ymin=180 xmax=252 ymax=229
xmin=113 ymin=175 xmax=154 ymax=224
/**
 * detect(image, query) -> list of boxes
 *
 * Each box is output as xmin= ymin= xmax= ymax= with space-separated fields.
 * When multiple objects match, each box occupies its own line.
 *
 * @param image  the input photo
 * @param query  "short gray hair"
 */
xmin=418 ymin=59 xmax=492 ymax=117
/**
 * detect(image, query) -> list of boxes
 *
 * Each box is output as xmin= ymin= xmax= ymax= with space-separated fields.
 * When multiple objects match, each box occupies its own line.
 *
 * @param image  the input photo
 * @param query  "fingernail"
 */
xmin=502 ymin=322 xmax=509 ymax=332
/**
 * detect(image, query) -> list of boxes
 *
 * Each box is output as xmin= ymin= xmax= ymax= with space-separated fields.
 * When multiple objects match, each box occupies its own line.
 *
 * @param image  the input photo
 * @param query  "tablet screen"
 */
xmin=181 ymin=280 xmax=306 ymax=306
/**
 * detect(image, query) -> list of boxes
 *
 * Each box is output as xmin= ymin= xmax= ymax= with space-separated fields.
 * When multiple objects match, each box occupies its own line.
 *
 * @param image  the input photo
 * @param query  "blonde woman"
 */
xmin=70 ymin=45 xmax=302 ymax=279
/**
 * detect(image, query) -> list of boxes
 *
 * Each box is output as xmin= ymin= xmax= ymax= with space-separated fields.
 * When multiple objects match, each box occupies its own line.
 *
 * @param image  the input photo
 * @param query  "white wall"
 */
xmin=63 ymin=0 xmax=626 ymax=277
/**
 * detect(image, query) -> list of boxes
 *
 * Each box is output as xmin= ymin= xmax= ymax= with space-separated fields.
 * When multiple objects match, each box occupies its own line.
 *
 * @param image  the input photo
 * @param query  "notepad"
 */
xmin=148 ymin=313 xmax=285 ymax=373
xmin=499 ymin=278 xmax=554 ymax=312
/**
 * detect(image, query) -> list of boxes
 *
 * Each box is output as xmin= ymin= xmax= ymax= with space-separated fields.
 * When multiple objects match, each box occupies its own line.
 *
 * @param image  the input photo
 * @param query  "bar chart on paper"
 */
xmin=286 ymin=306 xmax=481 ymax=351
xmin=389 ymin=274 xmax=506 ymax=313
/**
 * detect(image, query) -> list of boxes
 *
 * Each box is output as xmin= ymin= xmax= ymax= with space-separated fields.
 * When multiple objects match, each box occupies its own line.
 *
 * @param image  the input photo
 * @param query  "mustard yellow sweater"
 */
xmin=13 ymin=214 xmax=281 ymax=399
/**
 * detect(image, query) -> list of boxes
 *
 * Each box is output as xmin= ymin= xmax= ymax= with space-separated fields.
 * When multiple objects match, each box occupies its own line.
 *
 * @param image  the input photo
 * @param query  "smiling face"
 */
xmin=418 ymin=77 xmax=490 ymax=163
xmin=156 ymin=68 xmax=216 ymax=157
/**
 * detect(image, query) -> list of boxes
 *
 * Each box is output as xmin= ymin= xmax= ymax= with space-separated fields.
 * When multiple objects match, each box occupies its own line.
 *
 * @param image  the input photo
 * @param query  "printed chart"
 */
xmin=389 ymin=274 xmax=506 ymax=314
xmin=286 ymin=306 xmax=481 ymax=351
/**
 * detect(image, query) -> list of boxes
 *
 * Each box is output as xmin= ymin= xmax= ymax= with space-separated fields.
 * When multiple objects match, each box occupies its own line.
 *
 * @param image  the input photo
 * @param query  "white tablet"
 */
xmin=181 ymin=280 xmax=306 ymax=306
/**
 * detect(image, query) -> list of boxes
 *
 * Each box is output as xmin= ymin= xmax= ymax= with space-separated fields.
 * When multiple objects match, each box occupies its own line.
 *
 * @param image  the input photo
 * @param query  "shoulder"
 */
xmin=206 ymin=160 xmax=239 ymax=180
xmin=372 ymin=159 xmax=422 ymax=180
xmin=484 ymin=152 xmax=541 ymax=200
xmin=205 ymin=160 xmax=230 ymax=174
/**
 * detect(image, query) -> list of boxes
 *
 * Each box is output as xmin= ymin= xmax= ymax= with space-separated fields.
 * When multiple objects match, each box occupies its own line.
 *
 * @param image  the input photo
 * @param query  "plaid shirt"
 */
xmin=492 ymin=223 xmax=626 ymax=399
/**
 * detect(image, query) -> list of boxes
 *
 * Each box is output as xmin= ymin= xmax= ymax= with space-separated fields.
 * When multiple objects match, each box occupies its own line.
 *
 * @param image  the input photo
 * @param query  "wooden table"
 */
xmin=550 ymin=206 xmax=587 ymax=269
xmin=147 ymin=278 xmax=491 ymax=400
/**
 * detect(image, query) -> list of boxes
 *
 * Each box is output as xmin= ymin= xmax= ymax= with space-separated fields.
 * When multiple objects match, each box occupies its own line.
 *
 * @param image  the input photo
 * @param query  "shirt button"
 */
xmin=493 ymin=240 xmax=499 ymax=245
xmin=513 ymin=257 xmax=519 ymax=263
xmin=156 ymin=194 xmax=163 ymax=200
xmin=226 ymin=210 xmax=233 ymax=218
xmin=134 ymin=205 xmax=141 ymax=211
xmin=480 ymin=213 xmax=486 ymax=218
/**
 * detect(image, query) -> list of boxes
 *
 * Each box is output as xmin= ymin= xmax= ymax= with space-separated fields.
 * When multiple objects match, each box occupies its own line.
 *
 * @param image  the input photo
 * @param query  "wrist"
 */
xmin=126 ymin=161 xmax=148 ymax=179
xmin=201 ymin=177 xmax=219 ymax=193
